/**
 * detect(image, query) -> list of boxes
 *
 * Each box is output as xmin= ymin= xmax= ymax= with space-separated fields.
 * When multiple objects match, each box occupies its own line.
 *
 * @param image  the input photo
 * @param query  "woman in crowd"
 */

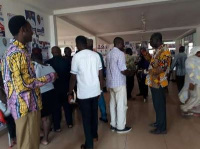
xmin=179 ymin=46 xmax=200 ymax=114
xmin=31 ymin=51 xmax=56 ymax=145
xmin=125 ymin=48 xmax=136 ymax=99
xmin=136 ymin=47 xmax=150 ymax=102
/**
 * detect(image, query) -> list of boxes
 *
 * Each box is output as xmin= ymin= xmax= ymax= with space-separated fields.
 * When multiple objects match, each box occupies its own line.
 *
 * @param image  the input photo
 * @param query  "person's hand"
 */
xmin=68 ymin=94 xmax=73 ymax=104
xmin=189 ymin=83 xmax=195 ymax=91
xmin=53 ymin=72 xmax=58 ymax=81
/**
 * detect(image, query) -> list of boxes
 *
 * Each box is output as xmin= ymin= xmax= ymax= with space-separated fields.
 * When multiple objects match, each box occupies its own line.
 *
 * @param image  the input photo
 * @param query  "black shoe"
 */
xmin=99 ymin=118 xmax=108 ymax=123
xmin=110 ymin=126 xmax=116 ymax=132
xmin=116 ymin=126 xmax=132 ymax=134
xmin=150 ymin=129 xmax=167 ymax=135
xmin=136 ymin=93 xmax=142 ymax=96
xmin=149 ymin=122 xmax=158 ymax=128
xmin=80 ymin=144 xmax=93 ymax=149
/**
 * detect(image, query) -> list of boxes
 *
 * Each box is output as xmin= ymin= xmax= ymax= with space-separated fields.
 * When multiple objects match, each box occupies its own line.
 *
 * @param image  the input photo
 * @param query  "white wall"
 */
xmin=0 ymin=0 xmax=55 ymax=46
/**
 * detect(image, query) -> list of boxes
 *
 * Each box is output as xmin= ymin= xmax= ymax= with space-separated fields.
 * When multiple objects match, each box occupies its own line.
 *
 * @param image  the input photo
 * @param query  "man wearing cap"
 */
xmin=1 ymin=15 xmax=57 ymax=149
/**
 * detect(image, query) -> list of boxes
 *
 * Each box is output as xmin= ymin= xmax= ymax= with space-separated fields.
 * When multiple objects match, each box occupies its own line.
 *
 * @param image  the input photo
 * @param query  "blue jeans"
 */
xmin=98 ymin=92 xmax=107 ymax=120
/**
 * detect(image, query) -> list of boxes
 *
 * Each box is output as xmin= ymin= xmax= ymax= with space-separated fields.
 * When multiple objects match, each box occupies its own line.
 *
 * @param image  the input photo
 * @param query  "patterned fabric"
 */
xmin=106 ymin=47 xmax=127 ymax=88
xmin=171 ymin=52 xmax=187 ymax=76
xmin=125 ymin=54 xmax=136 ymax=71
xmin=144 ymin=44 xmax=171 ymax=88
xmin=1 ymin=40 xmax=55 ymax=120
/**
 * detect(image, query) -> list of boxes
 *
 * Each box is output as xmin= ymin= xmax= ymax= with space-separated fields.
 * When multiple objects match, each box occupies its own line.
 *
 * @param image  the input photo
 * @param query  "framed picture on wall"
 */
xmin=25 ymin=10 xmax=36 ymax=34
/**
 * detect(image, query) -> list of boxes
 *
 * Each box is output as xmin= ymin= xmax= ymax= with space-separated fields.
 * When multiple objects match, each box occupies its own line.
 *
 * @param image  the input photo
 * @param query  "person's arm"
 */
xmin=8 ymin=52 xmax=56 ymax=94
xmin=68 ymin=55 xmax=78 ymax=103
xmin=170 ymin=55 xmax=177 ymax=71
xmin=68 ymin=74 xmax=77 ymax=103
xmin=141 ymin=50 xmax=152 ymax=62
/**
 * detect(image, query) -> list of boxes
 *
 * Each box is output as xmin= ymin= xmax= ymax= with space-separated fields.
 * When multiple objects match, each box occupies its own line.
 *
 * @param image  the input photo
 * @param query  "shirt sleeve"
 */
xmin=70 ymin=55 xmax=78 ymax=74
xmin=117 ymin=52 xmax=127 ymax=71
xmin=8 ymin=52 xmax=55 ymax=94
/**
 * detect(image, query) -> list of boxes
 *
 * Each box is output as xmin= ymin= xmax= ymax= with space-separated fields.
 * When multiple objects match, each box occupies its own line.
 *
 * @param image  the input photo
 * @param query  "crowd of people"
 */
xmin=0 ymin=15 xmax=200 ymax=149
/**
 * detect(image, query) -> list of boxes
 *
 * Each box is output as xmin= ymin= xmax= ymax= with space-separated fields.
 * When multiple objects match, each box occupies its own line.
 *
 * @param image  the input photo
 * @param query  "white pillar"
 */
xmin=196 ymin=26 xmax=200 ymax=46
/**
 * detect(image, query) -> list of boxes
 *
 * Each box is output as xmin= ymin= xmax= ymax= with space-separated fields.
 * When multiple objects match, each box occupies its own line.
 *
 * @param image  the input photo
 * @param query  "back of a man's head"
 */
xmin=87 ymin=39 xmax=93 ymax=50
xmin=51 ymin=46 xmax=61 ymax=57
xmin=8 ymin=15 xmax=28 ymax=36
xmin=76 ymin=36 xmax=87 ymax=50
xmin=150 ymin=32 xmax=162 ymax=42
xmin=179 ymin=46 xmax=185 ymax=53
xmin=113 ymin=37 xmax=124 ymax=47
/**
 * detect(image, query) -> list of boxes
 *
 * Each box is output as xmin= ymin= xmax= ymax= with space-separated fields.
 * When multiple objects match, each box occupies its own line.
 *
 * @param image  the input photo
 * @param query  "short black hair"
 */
xmin=76 ymin=36 xmax=87 ymax=46
xmin=125 ymin=48 xmax=133 ymax=55
xmin=113 ymin=37 xmax=124 ymax=46
xmin=31 ymin=52 xmax=43 ymax=62
xmin=150 ymin=32 xmax=162 ymax=42
xmin=179 ymin=46 xmax=185 ymax=52
xmin=8 ymin=15 xmax=28 ymax=36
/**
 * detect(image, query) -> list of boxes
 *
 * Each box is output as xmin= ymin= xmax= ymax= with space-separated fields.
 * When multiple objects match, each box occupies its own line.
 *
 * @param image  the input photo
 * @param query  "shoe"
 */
xmin=149 ymin=122 xmax=158 ymax=128
xmin=80 ymin=144 xmax=93 ymax=149
xmin=150 ymin=129 xmax=167 ymax=134
xmin=136 ymin=93 xmax=142 ymax=96
xmin=110 ymin=126 xmax=116 ymax=132
xmin=99 ymin=118 xmax=108 ymax=123
xmin=54 ymin=129 xmax=61 ymax=132
xmin=68 ymin=125 xmax=73 ymax=128
xmin=116 ymin=126 xmax=132 ymax=134
xmin=143 ymin=98 xmax=147 ymax=103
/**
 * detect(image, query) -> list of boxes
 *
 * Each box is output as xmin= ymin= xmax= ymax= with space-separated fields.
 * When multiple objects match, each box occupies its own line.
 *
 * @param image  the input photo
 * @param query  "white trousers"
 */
xmin=181 ymin=86 xmax=200 ymax=112
xmin=109 ymin=85 xmax=128 ymax=130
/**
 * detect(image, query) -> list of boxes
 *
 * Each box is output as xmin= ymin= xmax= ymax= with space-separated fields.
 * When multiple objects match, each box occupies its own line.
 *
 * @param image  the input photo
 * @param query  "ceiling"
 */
xmin=19 ymin=0 xmax=200 ymax=44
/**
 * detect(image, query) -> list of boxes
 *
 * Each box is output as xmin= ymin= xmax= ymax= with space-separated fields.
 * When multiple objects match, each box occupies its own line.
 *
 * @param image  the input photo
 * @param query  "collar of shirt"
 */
xmin=13 ymin=40 xmax=26 ymax=50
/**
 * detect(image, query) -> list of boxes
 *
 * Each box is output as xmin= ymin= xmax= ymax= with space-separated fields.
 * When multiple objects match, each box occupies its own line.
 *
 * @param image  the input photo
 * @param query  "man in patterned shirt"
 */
xmin=1 ymin=16 xmax=56 ymax=149
xmin=142 ymin=33 xmax=171 ymax=134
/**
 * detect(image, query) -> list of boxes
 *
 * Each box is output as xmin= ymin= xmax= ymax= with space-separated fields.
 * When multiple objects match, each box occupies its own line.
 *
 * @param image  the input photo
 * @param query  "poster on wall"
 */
xmin=0 ymin=5 xmax=5 ymax=37
xmin=36 ymin=14 xmax=45 ymax=36
xmin=25 ymin=10 xmax=36 ymax=33
xmin=7 ymin=13 xmax=15 ymax=21
xmin=39 ymin=41 xmax=50 ymax=61
xmin=32 ymin=35 xmax=39 ymax=48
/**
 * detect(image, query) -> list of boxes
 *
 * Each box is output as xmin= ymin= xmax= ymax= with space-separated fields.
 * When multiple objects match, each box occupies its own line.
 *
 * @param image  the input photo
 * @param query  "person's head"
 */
xmin=113 ymin=37 xmax=124 ymax=51
xmin=179 ymin=46 xmax=185 ymax=53
xmin=31 ymin=52 xmax=43 ymax=63
xmin=140 ymin=47 xmax=147 ymax=55
xmin=2 ymin=38 xmax=7 ymax=47
xmin=125 ymin=48 xmax=133 ymax=55
xmin=64 ymin=47 xmax=72 ymax=57
xmin=150 ymin=32 xmax=163 ymax=49
xmin=51 ymin=46 xmax=62 ymax=57
xmin=188 ymin=46 xmax=200 ymax=57
xmin=8 ymin=15 xmax=33 ymax=44
xmin=37 ymin=15 xmax=41 ymax=24
xmin=75 ymin=36 xmax=87 ymax=51
xmin=87 ymin=39 xmax=93 ymax=50
xmin=32 ymin=48 xmax=42 ymax=55
xmin=28 ymin=11 xmax=32 ymax=19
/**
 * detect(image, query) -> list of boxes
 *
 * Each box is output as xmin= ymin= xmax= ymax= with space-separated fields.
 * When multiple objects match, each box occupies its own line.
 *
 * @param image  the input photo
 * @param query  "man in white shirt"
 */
xmin=68 ymin=36 xmax=103 ymax=149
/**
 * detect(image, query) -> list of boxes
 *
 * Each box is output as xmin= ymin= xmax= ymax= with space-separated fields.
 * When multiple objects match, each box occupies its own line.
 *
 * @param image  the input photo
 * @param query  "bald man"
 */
xmin=45 ymin=46 xmax=73 ymax=131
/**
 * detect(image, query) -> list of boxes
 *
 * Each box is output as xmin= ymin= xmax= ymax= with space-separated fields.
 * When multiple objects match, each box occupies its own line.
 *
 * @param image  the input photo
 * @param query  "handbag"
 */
xmin=0 ymin=110 xmax=6 ymax=124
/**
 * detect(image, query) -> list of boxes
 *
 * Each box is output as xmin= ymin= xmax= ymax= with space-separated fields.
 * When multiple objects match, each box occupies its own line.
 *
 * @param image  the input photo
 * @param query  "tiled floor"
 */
xmin=1 ymin=80 xmax=200 ymax=149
